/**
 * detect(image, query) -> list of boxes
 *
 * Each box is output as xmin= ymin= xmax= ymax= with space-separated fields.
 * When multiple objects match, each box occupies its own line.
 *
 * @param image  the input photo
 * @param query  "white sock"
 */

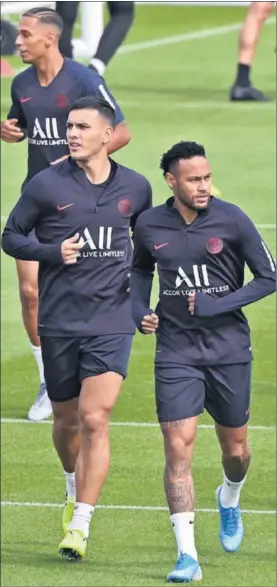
xmin=170 ymin=512 xmax=198 ymax=561
xmin=64 ymin=470 xmax=76 ymax=501
xmin=30 ymin=344 xmax=45 ymax=384
xmin=90 ymin=57 xmax=106 ymax=76
xmin=220 ymin=474 xmax=247 ymax=508
xmin=69 ymin=502 xmax=95 ymax=538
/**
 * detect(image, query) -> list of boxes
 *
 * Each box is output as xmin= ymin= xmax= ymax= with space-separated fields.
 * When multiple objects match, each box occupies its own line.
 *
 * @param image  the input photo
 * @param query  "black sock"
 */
xmin=235 ymin=63 xmax=251 ymax=87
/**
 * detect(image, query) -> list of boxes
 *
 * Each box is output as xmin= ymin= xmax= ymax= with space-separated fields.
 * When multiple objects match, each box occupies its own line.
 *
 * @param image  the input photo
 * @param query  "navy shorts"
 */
xmin=155 ymin=363 xmax=251 ymax=428
xmin=41 ymin=334 xmax=133 ymax=403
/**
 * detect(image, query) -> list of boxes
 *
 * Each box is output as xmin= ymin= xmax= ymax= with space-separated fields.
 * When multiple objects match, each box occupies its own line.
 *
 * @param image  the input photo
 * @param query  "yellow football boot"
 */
xmin=62 ymin=497 xmax=75 ymax=535
xmin=59 ymin=529 xmax=87 ymax=561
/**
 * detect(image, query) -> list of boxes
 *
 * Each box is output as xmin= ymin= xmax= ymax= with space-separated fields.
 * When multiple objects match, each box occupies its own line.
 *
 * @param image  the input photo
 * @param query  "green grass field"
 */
xmin=1 ymin=4 xmax=276 ymax=587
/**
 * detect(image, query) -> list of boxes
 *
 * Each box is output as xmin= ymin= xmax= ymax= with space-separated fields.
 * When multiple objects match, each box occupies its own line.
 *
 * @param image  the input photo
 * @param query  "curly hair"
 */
xmin=160 ymin=141 xmax=206 ymax=176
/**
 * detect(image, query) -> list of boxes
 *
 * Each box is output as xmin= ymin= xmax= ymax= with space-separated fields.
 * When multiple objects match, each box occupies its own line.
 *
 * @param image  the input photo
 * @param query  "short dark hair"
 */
xmin=69 ymin=96 xmax=116 ymax=128
xmin=22 ymin=6 xmax=63 ymax=33
xmin=160 ymin=141 xmax=206 ymax=176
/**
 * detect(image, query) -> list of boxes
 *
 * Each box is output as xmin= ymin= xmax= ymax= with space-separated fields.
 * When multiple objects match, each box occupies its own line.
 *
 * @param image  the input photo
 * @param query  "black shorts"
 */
xmin=155 ymin=363 xmax=251 ymax=428
xmin=41 ymin=334 xmax=133 ymax=403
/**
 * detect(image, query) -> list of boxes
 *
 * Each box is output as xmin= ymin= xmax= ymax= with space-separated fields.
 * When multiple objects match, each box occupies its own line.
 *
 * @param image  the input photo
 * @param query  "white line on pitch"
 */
xmin=1 ymin=216 xmax=276 ymax=230
xmin=1 ymin=418 xmax=275 ymax=431
xmin=256 ymin=225 xmax=277 ymax=229
xmin=1 ymin=501 xmax=275 ymax=515
xmin=117 ymin=18 xmax=275 ymax=54
xmin=119 ymin=101 xmax=276 ymax=110
xmin=0 ymin=25 xmax=245 ymax=82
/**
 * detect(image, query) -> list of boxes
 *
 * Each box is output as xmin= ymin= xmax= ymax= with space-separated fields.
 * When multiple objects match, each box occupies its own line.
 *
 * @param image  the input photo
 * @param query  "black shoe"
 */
xmin=230 ymin=84 xmax=271 ymax=102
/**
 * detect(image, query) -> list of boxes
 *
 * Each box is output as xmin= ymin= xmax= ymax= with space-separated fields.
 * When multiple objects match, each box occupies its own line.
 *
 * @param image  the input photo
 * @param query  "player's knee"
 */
xmin=251 ymin=1 xmax=274 ymax=23
xmin=221 ymin=436 xmax=250 ymax=460
xmin=53 ymin=406 xmax=79 ymax=434
xmin=79 ymin=408 xmax=110 ymax=436
xmin=162 ymin=429 xmax=195 ymax=464
xmin=19 ymin=282 xmax=38 ymax=310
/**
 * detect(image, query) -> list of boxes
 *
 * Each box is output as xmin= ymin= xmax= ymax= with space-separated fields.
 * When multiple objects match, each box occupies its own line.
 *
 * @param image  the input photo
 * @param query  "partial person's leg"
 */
xmin=16 ymin=259 xmax=52 ymax=421
xmin=230 ymin=1 xmax=274 ymax=100
xmin=56 ymin=1 xmax=79 ymax=58
xmin=16 ymin=259 xmax=39 ymax=346
xmin=162 ymin=418 xmax=198 ymax=555
xmin=41 ymin=336 xmax=81 ymax=534
xmin=89 ymin=1 xmax=135 ymax=75
xmin=205 ymin=363 xmax=252 ymax=552
xmin=77 ymin=372 xmax=123 ymax=501
xmin=237 ymin=1 xmax=274 ymax=73
xmin=215 ymin=423 xmax=251 ymax=552
xmin=52 ymin=397 xmax=80 ymax=533
xmin=59 ymin=334 xmax=133 ymax=560
xmin=59 ymin=372 xmax=123 ymax=559
xmin=155 ymin=364 xmax=204 ymax=583
xmin=216 ymin=423 xmax=251 ymax=506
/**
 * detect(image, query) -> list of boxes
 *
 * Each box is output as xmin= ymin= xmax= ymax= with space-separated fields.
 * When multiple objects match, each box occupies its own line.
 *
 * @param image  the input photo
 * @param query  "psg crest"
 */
xmin=118 ymin=199 xmax=131 ymax=216
xmin=56 ymin=94 xmax=69 ymax=109
xmin=207 ymin=237 xmax=223 ymax=254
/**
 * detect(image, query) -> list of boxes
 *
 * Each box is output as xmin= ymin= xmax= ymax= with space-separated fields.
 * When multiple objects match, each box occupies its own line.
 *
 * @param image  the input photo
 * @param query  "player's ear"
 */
xmin=165 ymin=172 xmax=175 ymax=190
xmin=45 ymin=31 xmax=55 ymax=47
xmin=102 ymin=126 xmax=113 ymax=145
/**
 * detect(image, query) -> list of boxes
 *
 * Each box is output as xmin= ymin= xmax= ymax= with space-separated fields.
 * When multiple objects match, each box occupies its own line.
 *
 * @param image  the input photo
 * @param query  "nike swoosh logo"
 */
xmin=154 ymin=243 xmax=169 ymax=250
xmin=57 ymin=204 xmax=74 ymax=211
xmin=20 ymin=97 xmax=32 ymax=103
